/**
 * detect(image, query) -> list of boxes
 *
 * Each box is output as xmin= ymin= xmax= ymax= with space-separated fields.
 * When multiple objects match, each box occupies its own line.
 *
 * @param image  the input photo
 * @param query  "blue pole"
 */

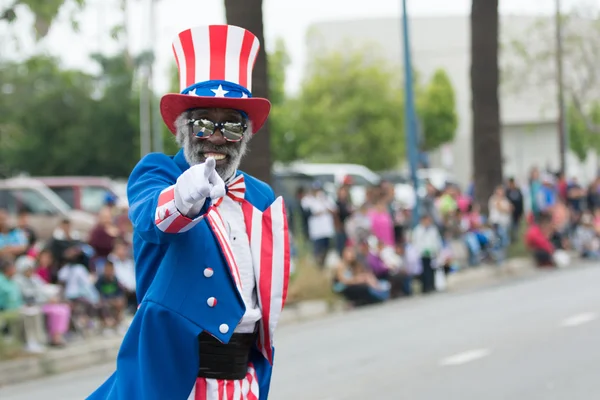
xmin=401 ymin=0 xmax=421 ymax=228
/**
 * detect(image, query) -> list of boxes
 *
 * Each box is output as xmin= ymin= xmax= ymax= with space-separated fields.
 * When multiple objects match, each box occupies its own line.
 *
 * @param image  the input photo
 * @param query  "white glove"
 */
xmin=174 ymin=157 xmax=226 ymax=217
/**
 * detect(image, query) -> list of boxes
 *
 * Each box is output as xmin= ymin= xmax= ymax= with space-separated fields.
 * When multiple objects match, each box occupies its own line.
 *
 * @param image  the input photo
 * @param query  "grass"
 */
xmin=287 ymin=256 xmax=338 ymax=305
xmin=507 ymin=224 xmax=528 ymax=259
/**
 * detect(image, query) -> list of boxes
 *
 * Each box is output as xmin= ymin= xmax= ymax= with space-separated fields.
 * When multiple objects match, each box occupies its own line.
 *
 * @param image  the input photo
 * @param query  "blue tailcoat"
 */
xmin=88 ymin=150 xmax=277 ymax=400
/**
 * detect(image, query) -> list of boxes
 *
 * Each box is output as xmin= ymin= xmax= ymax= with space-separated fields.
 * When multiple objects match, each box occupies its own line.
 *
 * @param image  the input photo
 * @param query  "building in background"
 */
xmin=306 ymin=15 xmax=598 ymax=186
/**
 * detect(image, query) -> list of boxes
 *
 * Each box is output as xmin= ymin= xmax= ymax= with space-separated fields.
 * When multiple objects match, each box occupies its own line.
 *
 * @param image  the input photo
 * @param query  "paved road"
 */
xmin=1 ymin=263 xmax=599 ymax=400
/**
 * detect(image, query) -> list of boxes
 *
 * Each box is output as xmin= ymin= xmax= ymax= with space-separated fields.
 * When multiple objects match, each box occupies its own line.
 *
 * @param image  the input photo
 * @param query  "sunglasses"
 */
xmin=188 ymin=118 xmax=247 ymax=142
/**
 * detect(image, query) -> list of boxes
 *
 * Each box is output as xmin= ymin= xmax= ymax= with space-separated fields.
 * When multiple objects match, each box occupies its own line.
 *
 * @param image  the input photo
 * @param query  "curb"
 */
xmin=447 ymin=257 xmax=535 ymax=290
xmin=0 ymin=337 xmax=121 ymax=387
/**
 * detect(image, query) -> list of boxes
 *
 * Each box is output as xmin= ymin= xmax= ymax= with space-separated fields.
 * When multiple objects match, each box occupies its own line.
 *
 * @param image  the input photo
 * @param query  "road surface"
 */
xmin=1 ymin=263 xmax=599 ymax=399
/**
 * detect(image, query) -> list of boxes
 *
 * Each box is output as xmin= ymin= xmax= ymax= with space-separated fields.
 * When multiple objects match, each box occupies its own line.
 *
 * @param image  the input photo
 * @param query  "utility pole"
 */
xmin=401 ymin=0 xmax=421 ymax=227
xmin=149 ymin=0 xmax=163 ymax=153
xmin=555 ymin=0 xmax=568 ymax=174
xmin=139 ymin=63 xmax=152 ymax=158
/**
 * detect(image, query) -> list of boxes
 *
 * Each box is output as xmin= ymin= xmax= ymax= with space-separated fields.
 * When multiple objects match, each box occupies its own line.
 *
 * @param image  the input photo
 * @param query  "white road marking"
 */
xmin=439 ymin=348 xmax=491 ymax=366
xmin=560 ymin=312 xmax=597 ymax=327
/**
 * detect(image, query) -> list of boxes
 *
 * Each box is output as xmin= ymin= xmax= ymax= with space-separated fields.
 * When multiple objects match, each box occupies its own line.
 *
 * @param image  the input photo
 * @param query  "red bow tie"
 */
xmin=214 ymin=174 xmax=245 ymax=206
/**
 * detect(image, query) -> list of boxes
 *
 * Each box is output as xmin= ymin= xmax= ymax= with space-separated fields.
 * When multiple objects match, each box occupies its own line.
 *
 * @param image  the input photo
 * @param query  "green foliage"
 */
xmin=568 ymin=102 xmax=600 ymax=161
xmin=267 ymin=38 xmax=297 ymax=162
xmin=504 ymin=8 xmax=600 ymax=153
xmin=268 ymin=43 xmax=457 ymax=169
xmin=288 ymin=47 xmax=406 ymax=171
xmin=0 ymin=53 xmax=139 ymax=177
xmin=1 ymin=0 xmax=86 ymax=39
xmin=417 ymin=69 xmax=458 ymax=151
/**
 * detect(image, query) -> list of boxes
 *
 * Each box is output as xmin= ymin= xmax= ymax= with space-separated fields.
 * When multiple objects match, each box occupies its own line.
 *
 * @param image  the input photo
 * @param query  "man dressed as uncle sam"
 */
xmin=89 ymin=24 xmax=290 ymax=400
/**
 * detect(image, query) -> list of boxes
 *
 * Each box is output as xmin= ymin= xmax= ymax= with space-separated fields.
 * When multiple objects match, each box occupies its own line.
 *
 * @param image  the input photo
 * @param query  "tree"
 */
xmin=417 ymin=69 xmax=458 ymax=151
xmin=568 ymin=102 xmax=600 ymax=161
xmin=224 ymin=0 xmax=272 ymax=184
xmin=471 ymin=0 xmax=503 ymax=212
xmin=291 ymin=47 xmax=405 ymax=171
xmin=1 ymin=0 xmax=86 ymax=39
xmin=504 ymin=7 xmax=600 ymax=143
xmin=0 ymin=53 xmax=140 ymax=177
xmin=267 ymin=38 xmax=297 ymax=162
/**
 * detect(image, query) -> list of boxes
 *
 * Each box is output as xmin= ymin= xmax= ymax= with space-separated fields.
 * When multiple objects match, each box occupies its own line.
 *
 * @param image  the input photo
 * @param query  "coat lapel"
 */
xmin=241 ymin=196 xmax=290 ymax=365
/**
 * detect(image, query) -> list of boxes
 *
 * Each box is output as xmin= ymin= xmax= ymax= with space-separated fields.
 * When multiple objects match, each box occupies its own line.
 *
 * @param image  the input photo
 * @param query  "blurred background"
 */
xmin=1 ymin=0 xmax=600 ymax=399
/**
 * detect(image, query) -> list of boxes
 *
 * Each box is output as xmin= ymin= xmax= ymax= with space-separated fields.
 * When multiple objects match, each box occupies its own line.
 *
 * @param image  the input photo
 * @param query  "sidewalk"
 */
xmin=0 ymin=256 xmax=546 ymax=387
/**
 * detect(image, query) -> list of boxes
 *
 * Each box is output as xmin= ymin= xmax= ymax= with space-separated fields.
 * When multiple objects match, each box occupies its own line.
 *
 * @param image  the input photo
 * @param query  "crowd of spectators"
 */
xmin=293 ymin=166 xmax=598 ymax=308
xmin=0 ymin=196 xmax=135 ymax=354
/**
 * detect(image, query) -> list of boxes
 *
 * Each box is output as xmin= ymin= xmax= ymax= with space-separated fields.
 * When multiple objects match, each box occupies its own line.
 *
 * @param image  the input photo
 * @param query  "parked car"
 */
xmin=34 ymin=176 xmax=122 ymax=214
xmin=0 ymin=177 xmax=96 ymax=240
xmin=274 ymin=162 xmax=381 ymax=206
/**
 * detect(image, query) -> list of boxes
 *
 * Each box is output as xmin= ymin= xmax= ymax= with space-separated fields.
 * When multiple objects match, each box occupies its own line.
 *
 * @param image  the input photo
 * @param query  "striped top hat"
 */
xmin=160 ymin=25 xmax=271 ymax=134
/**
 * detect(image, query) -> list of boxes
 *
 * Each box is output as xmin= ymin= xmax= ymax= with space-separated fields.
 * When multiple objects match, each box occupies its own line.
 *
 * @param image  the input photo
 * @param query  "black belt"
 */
xmin=197 ymin=331 xmax=257 ymax=380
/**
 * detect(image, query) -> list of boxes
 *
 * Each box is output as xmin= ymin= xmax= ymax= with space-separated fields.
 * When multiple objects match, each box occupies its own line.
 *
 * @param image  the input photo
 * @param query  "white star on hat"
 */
xmin=211 ymin=85 xmax=229 ymax=97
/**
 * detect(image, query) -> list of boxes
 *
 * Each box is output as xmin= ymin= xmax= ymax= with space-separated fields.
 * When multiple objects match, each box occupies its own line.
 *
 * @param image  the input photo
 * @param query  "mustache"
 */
xmin=193 ymin=141 xmax=240 ymax=157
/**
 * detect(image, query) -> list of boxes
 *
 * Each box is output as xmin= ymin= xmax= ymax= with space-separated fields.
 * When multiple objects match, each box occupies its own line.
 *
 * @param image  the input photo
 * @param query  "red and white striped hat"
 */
xmin=160 ymin=25 xmax=271 ymax=134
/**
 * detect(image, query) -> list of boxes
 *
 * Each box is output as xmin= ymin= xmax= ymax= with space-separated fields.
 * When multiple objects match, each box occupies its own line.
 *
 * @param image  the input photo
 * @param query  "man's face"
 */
xmin=176 ymin=107 xmax=251 ymax=180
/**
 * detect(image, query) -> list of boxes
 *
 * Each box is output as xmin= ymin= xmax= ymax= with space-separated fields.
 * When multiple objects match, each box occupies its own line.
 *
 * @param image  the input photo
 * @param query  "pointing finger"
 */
xmin=204 ymin=157 xmax=216 ymax=177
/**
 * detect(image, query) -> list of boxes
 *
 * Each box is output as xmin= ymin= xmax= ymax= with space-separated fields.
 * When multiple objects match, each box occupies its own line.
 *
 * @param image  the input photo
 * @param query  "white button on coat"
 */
xmin=207 ymin=297 xmax=217 ymax=307
xmin=203 ymin=268 xmax=214 ymax=278
xmin=219 ymin=324 xmax=229 ymax=334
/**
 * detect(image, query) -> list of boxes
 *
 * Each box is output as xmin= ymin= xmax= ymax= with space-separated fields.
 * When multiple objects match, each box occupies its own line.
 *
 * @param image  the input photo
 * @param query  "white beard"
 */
xmin=174 ymin=114 xmax=252 ymax=181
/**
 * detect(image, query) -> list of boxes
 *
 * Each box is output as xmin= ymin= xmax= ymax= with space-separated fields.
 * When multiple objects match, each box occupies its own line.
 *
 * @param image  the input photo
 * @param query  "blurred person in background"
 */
xmin=345 ymin=202 xmax=372 ymax=246
xmin=13 ymin=256 xmax=70 ymax=347
xmin=301 ymin=181 xmax=336 ymax=267
xmin=529 ymin=167 xmax=542 ymax=221
xmin=332 ymin=246 xmax=390 ymax=307
xmin=488 ymin=184 xmax=512 ymax=250
xmin=368 ymin=194 xmax=395 ymax=247
xmin=88 ymin=208 xmax=121 ymax=274
xmin=537 ymin=174 xmax=557 ymax=213
xmin=35 ymin=249 xmax=55 ymax=284
xmin=334 ymin=185 xmax=353 ymax=256
xmin=95 ymin=260 xmax=126 ymax=335
xmin=566 ymin=176 xmax=586 ymax=213
xmin=505 ymin=177 xmax=524 ymax=241
xmin=294 ymin=186 xmax=310 ymax=241
xmin=420 ymin=181 xmax=443 ymax=234
xmin=412 ymin=214 xmax=443 ymax=294
xmin=0 ymin=208 xmax=28 ymax=259
xmin=0 ymin=256 xmax=46 ymax=352
xmin=0 ymin=256 xmax=22 ymax=311
xmin=571 ymin=212 xmax=600 ymax=259
xmin=16 ymin=208 xmax=37 ymax=255
xmin=52 ymin=218 xmax=82 ymax=242
xmin=108 ymin=239 xmax=136 ymax=311
xmin=395 ymin=241 xmax=422 ymax=296
xmin=58 ymin=247 xmax=100 ymax=332
xmin=49 ymin=218 xmax=84 ymax=267
xmin=555 ymin=171 xmax=568 ymax=202
xmin=364 ymin=238 xmax=410 ymax=298
xmin=525 ymin=211 xmax=557 ymax=267
xmin=587 ymin=177 xmax=600 ymax=211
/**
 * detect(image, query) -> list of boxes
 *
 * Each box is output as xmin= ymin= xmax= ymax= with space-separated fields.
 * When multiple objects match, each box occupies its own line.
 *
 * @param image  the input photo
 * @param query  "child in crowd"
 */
xmin=412 ymin=214 xmax=443 ymax=294
xmin=95 ymin=261 xmax=126 ymax=334
xmin=108 ymin=239 xmax=136 ymax=311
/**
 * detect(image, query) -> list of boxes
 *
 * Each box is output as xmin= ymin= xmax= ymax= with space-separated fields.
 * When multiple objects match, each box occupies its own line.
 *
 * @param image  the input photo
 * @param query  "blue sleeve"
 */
xmin=127 ymin=153 xmax=209 ymax=245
